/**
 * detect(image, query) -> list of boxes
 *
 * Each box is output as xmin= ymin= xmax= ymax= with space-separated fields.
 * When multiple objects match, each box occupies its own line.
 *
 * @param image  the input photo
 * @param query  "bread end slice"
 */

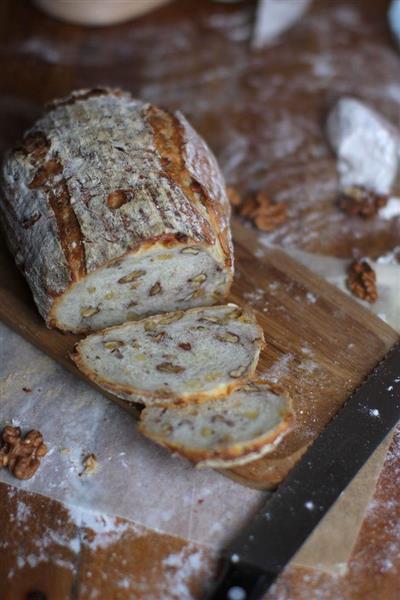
xmin=138 ymin=381 xmax=294 ymax=468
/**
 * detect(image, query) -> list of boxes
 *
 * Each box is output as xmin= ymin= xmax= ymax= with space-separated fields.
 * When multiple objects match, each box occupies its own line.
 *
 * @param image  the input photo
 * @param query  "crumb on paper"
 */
xmin=79 ymin=453 xmax=98 ymax=477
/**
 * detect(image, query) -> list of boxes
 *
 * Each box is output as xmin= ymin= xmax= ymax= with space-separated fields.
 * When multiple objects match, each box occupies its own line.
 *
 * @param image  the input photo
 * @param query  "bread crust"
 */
xmin=0 ymin=88 xmax=233 ymax=332
xmin=72 ymin=304 xmax=265 ymax=404
xmin=138 ymin=382 xmax=294 ymax=467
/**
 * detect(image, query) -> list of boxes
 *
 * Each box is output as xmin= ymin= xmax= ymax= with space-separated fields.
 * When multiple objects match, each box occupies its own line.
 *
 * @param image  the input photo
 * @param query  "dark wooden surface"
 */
xmin=1 ymin=0 xmax=400 ymax=597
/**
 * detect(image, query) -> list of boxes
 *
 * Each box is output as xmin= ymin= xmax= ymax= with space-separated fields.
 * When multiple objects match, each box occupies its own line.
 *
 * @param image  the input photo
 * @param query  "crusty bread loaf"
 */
xmin=139 ymin=382 xmax=294 ymax=467
xmin=0 ymin=88 xmax=233 ymax=333
xmin=72 ymin=304 xmax=264 ymax=404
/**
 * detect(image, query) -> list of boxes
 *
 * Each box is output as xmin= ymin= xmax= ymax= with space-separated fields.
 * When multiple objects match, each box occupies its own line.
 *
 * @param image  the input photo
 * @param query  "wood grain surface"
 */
xmin=1 ymin=0 xmax=400 ymax=598
xmin=1 ymin=223 xmax=398 ymax=489
xmin=2 ymin=428 xmax=400 ymax=599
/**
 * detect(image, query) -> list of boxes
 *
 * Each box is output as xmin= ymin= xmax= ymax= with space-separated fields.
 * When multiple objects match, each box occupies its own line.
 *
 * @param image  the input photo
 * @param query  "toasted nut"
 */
xmin=189 ymin=273 xmax=207 ymax=286
xmin=104 ymin=341 xmax=124 ymax=350
xmin=0 ymin=425 xmax=47 ymax=480
xmin=242 ymin=383 xmax=259 ymax=393
xmin=181 ymin=247 xmax=200 ymax=255
xmin=201 ymin=427 xmax=213 ymax=438
xmin=87 ymin=286 xmax=96 ymax=294
xmin=199 ymin=316 xmax=221 ymax=324
xmin=243 ymin=410 xmax=260 ymax=420
xmin=144 ymin=319 xmax=157 ymax=331
xmin=155 ymin=253 xmax=172 ymax=261
xmin=159 ymin=312 xmax=184 ymax=325
xmin=217 ymin=332 xmax=239 ymax=344
xmin=81 ymin=306 xmax=100 ymax=318
xmin=118 ymin=270 xmax=146 ymax=284
xmin=226 ymin=308 xmax=243 ymax=321
xmin=156 ymin=362 xmax=185 ymax=374
xmin=149 ymin=281 xmax=162 ymax=296
xmin=150 ymin=332 xmax=166 ymax=342
xmin=226 ymin=186 xmax=242 ymax=207
xmin=183 ymin=289 xmax=205 ymax=302
xmin=229 ymin=365 xmax=248 ymax=378
xmin=178 ymin=342 xmax=192 ymax=351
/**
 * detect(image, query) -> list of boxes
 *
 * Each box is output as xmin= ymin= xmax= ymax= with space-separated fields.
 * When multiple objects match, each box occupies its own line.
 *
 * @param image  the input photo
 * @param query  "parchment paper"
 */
xmin=0 ymin=318 xmax=395 ymax=572
xmin=0 ymin=322 xmax=266 ymax=549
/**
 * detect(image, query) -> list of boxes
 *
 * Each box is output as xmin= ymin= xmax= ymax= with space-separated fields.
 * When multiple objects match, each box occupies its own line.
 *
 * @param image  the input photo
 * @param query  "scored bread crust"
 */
xmin=138 ymin=382 xmax=295 ymax=468
xmin=0 ymin=87 xmax=233 ymax=332
xmin=72 ymin=304 xmax=265 ymax=404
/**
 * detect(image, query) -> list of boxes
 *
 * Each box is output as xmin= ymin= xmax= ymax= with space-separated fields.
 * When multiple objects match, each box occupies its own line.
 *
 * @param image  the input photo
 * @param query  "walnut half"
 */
xmin=0 ymin=425 xmax=47 ymax=480
xmin=346 ymin=260 xmax=378 ymax=304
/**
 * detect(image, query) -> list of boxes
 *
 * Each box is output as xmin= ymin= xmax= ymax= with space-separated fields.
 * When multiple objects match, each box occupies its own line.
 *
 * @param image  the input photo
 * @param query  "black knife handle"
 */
xmin=207 ymin=560 xmax=277 ymax=600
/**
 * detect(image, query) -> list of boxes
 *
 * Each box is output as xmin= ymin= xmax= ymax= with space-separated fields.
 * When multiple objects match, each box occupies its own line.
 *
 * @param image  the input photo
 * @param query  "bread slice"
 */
xmin=73 ymin=304 xmax=264 ymax=404
xmin=139 ymin=382 xmax=294 ymax=468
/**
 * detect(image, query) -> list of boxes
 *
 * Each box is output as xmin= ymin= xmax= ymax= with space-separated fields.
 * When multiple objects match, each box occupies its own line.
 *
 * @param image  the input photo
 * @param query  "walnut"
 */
xmin=149 ymin=281 xmax=162 ymax=296
xmin=118 ymin=270 xmax=146 ymax=284
xmin=216 ymin=332 xmax=240 ymax=344
xmin=81 ymin=306 xmax=100 ymax=318
xmin=226 ymin=186 xmax=242 ymax=207
xmin=178 ymin=342 xmax=192 ymax=351
xmin=338 ymin=186 xmax=388 ymax=218
xmin=0 ymin=425 xmax=47 ymax=480
xmin=156 ymin=362 xmax=185 ymax=374
xmin=229 ymin=365 xmax=248 ymax=378
xmin=181 ymin=247 xmax=200 ymax=255
xmin=107 ymin=189 xmax=133 ymax=209
xmin=346 ymin=260 xmax=378 ymax=304
xmin=189 ymin=273 xmax=207 ymax=286
xmin=237 ymin=191 xmax=288 ymax=232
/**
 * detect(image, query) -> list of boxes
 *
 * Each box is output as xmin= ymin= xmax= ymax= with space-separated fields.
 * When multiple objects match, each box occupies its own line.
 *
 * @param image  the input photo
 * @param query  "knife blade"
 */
xmin=208 ymin=342 xmax=400 ymax=600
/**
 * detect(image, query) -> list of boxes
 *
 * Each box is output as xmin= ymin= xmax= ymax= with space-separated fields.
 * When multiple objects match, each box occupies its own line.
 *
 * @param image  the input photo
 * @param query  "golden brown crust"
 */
xmin=146 ymin=105 xmax=234 ymax=274
xmin=138 ymin=383 xmax=294 ymax=466
xmin=1 ymin=89 xmax=233 ymax=332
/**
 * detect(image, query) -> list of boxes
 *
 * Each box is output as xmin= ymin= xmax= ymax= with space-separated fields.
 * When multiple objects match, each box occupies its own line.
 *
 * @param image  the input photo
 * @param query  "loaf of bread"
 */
xmin=139 ymin=382 xmax=294 ymax=467
xmin=0 ymin=88 xmax=233 ymax=333
xmin=72 ymin=304 xmax=264 ymax=404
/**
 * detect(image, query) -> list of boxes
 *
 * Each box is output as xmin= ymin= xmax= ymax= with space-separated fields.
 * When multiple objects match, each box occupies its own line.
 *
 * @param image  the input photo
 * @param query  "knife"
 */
xmin=208 ymin=342 xmax=400 ymax=600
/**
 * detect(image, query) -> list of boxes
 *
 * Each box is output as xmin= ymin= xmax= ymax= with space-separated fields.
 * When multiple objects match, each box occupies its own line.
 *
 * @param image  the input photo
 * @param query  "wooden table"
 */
xmin=1 ymin=0 xmax=400 ymax=598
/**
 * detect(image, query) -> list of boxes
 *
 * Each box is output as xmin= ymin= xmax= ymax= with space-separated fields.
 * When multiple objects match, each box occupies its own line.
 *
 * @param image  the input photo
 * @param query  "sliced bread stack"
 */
xmin=73 ymin=304 xmax=294 ymax=467
xmin=1 ymin=88 xmax=294 ymax=468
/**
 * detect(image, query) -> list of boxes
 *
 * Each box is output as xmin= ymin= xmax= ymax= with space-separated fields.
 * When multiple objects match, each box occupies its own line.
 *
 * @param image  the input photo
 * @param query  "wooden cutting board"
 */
xmin=0 ymin=221 xmax=397 ymax=489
